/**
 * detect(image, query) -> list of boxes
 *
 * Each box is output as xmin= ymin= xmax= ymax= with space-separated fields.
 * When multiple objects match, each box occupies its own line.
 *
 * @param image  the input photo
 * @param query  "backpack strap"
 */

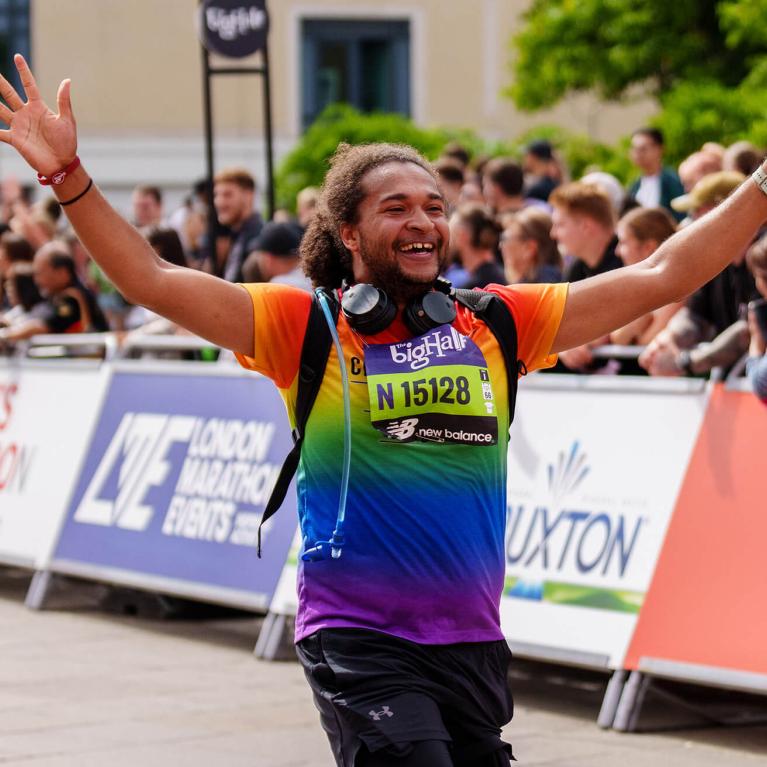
xmin=257 ymin=289 xmax=338 ymax=557
xmin=454 ymin=288 xmax=523 ymax=425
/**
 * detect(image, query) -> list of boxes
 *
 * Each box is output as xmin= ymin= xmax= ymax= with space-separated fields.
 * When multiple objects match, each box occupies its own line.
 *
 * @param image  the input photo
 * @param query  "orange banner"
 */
xmin=625 ymin=385 xmax=767 ymax=674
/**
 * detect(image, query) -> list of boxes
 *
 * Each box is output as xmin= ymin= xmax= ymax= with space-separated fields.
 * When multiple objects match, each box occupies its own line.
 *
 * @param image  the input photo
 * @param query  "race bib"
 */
xmin=365 ymin=324 xmax=498 ymax=445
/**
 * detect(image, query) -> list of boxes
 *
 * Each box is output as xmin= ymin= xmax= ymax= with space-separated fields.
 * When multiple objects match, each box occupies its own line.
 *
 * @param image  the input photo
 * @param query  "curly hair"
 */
xmin=301 ymin=143 xmax=437 ymax=289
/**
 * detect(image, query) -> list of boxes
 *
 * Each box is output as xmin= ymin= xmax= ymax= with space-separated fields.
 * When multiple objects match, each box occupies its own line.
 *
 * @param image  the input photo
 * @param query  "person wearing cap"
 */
xmin=640 ymin=171 xmax=759 ymax=376
xmin=627 ymin=127 xmax=685 ymax=221
xmin=241 ymin=220 xmax=311 ymax=292
xmin=523 ymin=140 xmax=560 ymax=202
xmin=670 ymin=170 xmax=747 ymax=228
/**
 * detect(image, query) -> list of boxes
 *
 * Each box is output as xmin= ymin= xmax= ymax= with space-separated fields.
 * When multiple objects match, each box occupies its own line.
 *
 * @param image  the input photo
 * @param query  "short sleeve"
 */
xmin=485 ymin=282 xmax=569 ymax=373
xmin=234 ymin=283 xmax=312 ymax=389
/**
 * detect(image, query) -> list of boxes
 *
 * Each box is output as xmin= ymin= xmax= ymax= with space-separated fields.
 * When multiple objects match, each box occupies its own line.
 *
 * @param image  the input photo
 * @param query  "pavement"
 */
xmin=1 ymin=568 xmax=766 ymax=766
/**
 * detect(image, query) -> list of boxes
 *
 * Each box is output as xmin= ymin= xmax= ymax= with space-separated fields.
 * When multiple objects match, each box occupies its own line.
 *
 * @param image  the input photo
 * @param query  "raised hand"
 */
xmin=0 ymin=54 xmax=77 ymax=177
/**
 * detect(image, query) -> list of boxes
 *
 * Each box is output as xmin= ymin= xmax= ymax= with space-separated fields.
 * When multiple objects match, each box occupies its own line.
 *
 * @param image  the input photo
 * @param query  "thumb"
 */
xmin=56 ymin=78 xmax=74 ymax=122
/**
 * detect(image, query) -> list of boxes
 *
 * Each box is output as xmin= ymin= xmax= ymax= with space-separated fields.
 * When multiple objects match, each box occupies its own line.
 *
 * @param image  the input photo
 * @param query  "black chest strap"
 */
xmin=257 ymin=290 xmax=338 ymax=556
xmin=453 ymin=288 xmax=523 ymax=426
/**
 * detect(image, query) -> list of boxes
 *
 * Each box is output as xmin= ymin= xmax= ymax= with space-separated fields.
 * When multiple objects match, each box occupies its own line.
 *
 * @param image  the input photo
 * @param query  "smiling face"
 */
xmin=340 ymin=162 xmax=449 ymax=303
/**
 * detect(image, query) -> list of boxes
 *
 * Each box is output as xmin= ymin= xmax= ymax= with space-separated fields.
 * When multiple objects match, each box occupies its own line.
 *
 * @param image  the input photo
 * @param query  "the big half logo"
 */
xmin=505 ymin=441 xmax=647 ymax=613
xmin=53 ymin=371 xmax=296 ymax=600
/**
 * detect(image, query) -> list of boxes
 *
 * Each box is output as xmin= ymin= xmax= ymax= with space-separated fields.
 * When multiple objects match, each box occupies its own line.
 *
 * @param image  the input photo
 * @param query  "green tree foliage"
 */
xmin=509 ymin=0 xmax=767 ymax=161
xmin=275 ymin=104 xmax=452 ymax=210
xmin=276 ymin=106 xmax=635 ymax=211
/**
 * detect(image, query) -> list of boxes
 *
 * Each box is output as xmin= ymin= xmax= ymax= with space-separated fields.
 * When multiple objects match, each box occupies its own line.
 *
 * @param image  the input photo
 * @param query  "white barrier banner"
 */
xmin=501 ymin=377 xmax=708 ymax=668
xmin=0 ymin=362 xmax=109 ymax=568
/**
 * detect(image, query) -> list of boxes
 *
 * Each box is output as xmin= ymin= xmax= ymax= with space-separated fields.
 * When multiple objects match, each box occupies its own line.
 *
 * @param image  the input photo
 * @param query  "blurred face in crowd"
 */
xmin=340 ymin=162 xmax=449 ymax=302
xmin=616 ymin=223 xmax=656 ymax=266
xmin=481 ymin=177 xmax=501 ymax=210
xmin=523 ymin=152 xmax=546 ymax=177
xmin=32 ymin=250 xmax=69 ymax=296
xmin=132 ymin=190 xmax=162 ymax=228
xmin=501 ymin=221 xmax=536 ymax=279
xmin=679 ymin=152 xmax=722 ymax=192
xmin=439 ymin=177 xmax=463 ymax=210
xmin=630 ymin=133 xmax=663 ymax=176
xmin=459 ymin=180 xmax=484 ymax=205
xmin=214 ymin=181 xmax=254 ymax=228
xmin=448 ymin=213 xmax=470 ymax=259
xmin=550 ymin=206 xmax=592 ymax=260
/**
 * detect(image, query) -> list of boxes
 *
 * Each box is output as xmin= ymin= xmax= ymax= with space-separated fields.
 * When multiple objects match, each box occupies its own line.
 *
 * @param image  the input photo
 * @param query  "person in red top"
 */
xmin=3 ymin=55 xmax=767 ymax=765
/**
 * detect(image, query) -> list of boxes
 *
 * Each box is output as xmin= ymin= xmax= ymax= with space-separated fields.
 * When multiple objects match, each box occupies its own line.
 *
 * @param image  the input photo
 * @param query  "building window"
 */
xmin=0 ymin=0 xmax=30 ymax=91
xmin=301 ymin=19 xmax=410 ymax=130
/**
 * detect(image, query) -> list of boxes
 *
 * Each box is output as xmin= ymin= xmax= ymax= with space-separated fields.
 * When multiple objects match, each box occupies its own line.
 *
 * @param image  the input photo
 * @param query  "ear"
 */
xmin=339 ymin=222 xmax=360 ymax=256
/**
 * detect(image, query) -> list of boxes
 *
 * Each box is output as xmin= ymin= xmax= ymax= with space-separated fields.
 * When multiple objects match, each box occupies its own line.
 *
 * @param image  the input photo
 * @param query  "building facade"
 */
xmin=0 ymin=1 xmax=653 ymax=213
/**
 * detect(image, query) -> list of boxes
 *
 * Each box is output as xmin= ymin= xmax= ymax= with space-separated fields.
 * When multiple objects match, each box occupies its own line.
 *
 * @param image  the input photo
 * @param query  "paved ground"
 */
xmin=1 ymin=568 xmax=766 ymax=766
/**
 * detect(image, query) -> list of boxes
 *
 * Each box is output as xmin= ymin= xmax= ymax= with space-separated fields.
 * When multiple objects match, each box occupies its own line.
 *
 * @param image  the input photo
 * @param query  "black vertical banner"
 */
xmin=198 ymin=0 xmax=275 ymax=250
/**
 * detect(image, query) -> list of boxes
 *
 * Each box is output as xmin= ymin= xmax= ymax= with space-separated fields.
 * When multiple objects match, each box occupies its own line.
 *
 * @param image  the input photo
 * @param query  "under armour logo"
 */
xmin=368 ymin=706 xmax=394 ymax=721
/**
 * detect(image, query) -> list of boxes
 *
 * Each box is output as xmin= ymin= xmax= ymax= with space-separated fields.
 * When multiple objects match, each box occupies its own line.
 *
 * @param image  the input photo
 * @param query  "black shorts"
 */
xmin=296 ymin=628 xmax=514 ymax=767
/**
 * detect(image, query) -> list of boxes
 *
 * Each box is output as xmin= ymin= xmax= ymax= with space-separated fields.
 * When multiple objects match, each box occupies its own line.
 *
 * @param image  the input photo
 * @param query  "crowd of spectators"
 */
xmin=433 ymin=130 xmax=767 ymax=389
xmin=2 ymin=128 xmax=767 ymax=398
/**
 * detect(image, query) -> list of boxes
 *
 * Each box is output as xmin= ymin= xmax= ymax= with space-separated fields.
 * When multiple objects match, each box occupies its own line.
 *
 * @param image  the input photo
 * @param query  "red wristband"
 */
xmin=37 ymin=156 xmax=81 ymax=186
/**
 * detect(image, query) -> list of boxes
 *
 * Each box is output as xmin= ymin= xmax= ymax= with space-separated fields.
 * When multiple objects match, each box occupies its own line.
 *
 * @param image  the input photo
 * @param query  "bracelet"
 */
xmin=37 ymin=156 xmax=81 ymax=186
xmin=752 ymin=166 xmax=767 ymax=197
xmin=59 ymin=178 xmax=93 ymax=207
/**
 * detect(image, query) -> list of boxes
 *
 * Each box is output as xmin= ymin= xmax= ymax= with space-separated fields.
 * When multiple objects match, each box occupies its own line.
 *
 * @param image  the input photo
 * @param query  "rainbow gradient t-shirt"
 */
xmin=237 ymin=282 xmax=568 ymax=644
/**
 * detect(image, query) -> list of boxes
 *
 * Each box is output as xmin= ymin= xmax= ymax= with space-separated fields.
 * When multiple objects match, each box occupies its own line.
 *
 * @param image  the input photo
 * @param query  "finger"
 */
xmin=0 ymin=128 xmax=12 ymax=145
xmin=0 ymin=101 xmax=13 ymax=124
xmin=0 ymin=70 xmax=23 ymax=111
xmin=56 ymin=79 xmax=73 ymax=121
xmin=14 ymin=53 xmax=40 ymax=102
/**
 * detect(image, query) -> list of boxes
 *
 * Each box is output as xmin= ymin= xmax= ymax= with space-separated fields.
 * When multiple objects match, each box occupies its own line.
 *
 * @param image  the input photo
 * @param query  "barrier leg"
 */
xmin=254 ymin=611 xmax=288 ymax=660
xmin=597 ymin=669 xmax=627 ymax=729
xmin=613 ymin=670 xmax=650 ymax=732
xmin=24 ymin=570 xmax=54 ymax=610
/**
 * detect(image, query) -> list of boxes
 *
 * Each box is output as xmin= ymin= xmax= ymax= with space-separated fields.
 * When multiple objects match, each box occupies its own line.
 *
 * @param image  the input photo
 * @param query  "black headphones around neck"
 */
xmin=340 ymin=277 xmax=457 ymax=336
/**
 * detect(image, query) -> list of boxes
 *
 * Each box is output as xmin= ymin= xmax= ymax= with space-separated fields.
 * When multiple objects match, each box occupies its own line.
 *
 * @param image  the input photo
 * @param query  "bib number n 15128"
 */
xmin=365 ymin=324 xmax=498 ymax=445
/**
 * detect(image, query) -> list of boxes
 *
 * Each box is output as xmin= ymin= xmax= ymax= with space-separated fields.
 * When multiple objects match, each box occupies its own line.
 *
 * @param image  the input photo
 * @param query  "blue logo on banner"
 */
xmin=53 ymin=371 xmax=296 ymax=603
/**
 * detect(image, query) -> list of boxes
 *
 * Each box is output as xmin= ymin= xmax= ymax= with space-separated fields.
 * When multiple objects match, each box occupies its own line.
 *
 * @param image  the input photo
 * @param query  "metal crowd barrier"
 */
xmin=2 ymin=332 xmax=764 ymax=734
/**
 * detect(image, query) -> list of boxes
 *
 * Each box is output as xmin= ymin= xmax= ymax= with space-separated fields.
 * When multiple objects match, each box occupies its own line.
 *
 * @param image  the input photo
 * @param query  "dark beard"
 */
xmin=358 ymin=239 xmax=447 ymax=304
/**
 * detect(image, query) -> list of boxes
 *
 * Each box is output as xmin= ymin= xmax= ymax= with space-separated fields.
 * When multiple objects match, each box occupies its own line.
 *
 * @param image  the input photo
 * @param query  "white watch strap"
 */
xmin=752 ymin=166 xmax=767 ymax=196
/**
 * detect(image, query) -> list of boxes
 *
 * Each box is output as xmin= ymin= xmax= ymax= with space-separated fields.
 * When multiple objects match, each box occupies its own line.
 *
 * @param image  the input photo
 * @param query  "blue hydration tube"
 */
xmin=301 ymin=288 xmax=351 ymax=561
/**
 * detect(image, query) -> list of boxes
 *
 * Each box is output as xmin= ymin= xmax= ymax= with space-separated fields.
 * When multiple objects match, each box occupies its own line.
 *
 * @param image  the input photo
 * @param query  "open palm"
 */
xmin=0 ymin=54 xmax=77 ymax=177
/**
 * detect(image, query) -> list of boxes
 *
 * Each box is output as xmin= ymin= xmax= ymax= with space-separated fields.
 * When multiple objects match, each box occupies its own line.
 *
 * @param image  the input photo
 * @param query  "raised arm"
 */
xmin=552 ymin=170 xmax=767 ymax=353
xmin=0 ymin=55 xmax=253 ymax=355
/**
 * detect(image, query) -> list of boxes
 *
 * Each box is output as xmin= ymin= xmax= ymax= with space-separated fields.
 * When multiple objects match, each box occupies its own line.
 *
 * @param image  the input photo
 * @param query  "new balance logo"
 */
xmin=385 ymin=418 xmax=418 ymax=441
xmin=368 ymin=706 xmax=394 ymax=721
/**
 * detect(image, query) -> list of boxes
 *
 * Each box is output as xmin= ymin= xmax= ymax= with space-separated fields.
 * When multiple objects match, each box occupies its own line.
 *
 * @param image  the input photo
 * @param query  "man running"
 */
xmin=2 ymin=56 xmax=767 ymax=766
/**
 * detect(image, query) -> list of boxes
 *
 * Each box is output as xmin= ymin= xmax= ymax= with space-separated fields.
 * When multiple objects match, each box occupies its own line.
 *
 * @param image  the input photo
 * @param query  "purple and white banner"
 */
xmin=52 ymin=369 xmax=297 ymax=609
